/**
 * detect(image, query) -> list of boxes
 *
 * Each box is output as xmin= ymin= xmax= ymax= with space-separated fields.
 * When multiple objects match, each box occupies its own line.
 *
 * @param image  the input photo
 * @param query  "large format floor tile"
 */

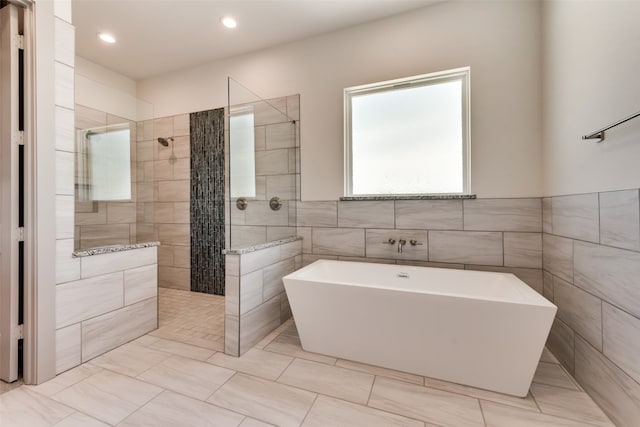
xmin=138 ymin=355 xmax=235 ymax=400
xmin=119 ymin=390 xmax=244 ymax=427
xmin=0 ymin=378 xmax=24 ymax=396
xmin=335 ymin=358 xmax=424 ymax=385
xmin=53 ymin=412 xmax=108 ymax=427
xmin=0 ymin=388 xmax=75 ymax=427
xmin=147 ymin=337 xmax=216 ymax=361
xmin=3 ymin=289 xmax=614 ymax=427
xmin=369 ymin=377 xmax=485 ymax=427
xmin=89 ymin=341 xmax=170 ymax=377
xmin=238 ymin=418 xmax=275 ymax=427
xmin=278 ymin=358 xmax=374 ymax=404
xmin=481 ymin=400 xmax=602 ymax=427
xmin=530 ymin=383 xmax=614 ymax=427
xmin=26 ymin=364 xmax=103 ymax=397
xmin=264 ymin=334 xmax=337 ymax=365
xmin=422 ymin=376 xmax=539 ymax=412
xmin=302 ymin=395 xmax=424 ymax=427
xmin=208 ymin=373 xmax=316 ymax=427
xmin=532 ymin=362 xmax=581 ymax=391
xmin=51 ymin=370 xmax=162 ymax=425
xmin=207 ymin=348 xmax=293 ymax=380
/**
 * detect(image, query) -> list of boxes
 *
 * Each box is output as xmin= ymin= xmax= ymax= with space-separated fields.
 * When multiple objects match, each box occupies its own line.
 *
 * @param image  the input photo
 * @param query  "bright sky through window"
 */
xmin=345 ymin=68 xmax=469 ymax=196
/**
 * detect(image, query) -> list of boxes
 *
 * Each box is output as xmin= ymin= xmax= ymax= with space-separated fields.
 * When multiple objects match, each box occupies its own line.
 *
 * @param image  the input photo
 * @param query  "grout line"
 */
xmin=203 ymin=371 xmax=238 ymax=402
xmin=529 ymin=389 xmax=544 ymax=413
xmin=365 ymin=375 xmax=376 ymax=406
xmin=601 ymin=301 xmax=605 ymax=360
xmin=597 ymin=192 xmax=601 ymax=245
xmin=274 ymin=355 xmax=297 ymax=382
xmin=115 ymin=388 xmax=164 ymax=425
xmin=477 ymin=399 xmax=488 ymax=426
xmin=298 ymin=393 xmax=319 ymax=426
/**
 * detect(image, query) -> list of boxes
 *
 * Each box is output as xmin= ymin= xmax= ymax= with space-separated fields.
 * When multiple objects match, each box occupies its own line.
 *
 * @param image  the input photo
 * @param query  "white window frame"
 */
xmin=344 ymin=67 xmax=471 ymax=197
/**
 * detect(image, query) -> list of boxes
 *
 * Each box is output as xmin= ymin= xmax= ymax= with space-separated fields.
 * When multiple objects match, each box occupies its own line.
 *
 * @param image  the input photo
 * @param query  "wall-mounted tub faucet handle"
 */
xmin=382 ymin=238 xmax=396 ymax=245
xmin=398 ymin=239 xmax=407 ymax=253
xmin=410 ymin=240 xmax=423 ymax=246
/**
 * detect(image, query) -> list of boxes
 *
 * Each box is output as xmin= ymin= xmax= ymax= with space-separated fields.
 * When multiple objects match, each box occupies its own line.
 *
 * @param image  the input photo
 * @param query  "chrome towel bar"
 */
xmin=583 ymin=110 xmax=640 ymax=143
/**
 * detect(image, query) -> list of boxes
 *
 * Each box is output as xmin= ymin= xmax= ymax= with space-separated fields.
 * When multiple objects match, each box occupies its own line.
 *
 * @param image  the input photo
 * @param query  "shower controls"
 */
xmin=410 ymin=240 xmax=423 ymax=246
xmin=269 ymin=196 xmax=282 ymax=211
xmin=382 ymin=238 xmax=396 ymax=245
xmin=236 ymin=198 xmax=248 ymax=210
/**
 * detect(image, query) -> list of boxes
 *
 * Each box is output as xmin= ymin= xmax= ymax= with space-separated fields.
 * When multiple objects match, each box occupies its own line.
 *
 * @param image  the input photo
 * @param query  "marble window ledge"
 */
xmin=340 ymin=195 xmax=477 ymax=201
xmin=224 ymin=236 xmax=302 ymax=255
xmin=73 ymin=241 xmax=160 ymax=258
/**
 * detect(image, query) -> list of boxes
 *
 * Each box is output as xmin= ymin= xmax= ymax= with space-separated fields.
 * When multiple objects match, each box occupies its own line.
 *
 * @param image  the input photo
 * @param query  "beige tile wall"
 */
xmin=542 ymin=189 xmax=640 ymax=427
xmin=54 ymin=247 xmax=158 ymax=374
xmin=136 ymin=114 xmax=191 ymax=290
xmin=225 ymin=240 xmax=302 ymax=356
xmin=296 ymin=198 xmax=544 ymax=293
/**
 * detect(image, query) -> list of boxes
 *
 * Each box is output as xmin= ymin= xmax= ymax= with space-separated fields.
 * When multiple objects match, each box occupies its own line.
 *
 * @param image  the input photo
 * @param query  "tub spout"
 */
xmin=398 ymin=239 xmax=407 ymax=253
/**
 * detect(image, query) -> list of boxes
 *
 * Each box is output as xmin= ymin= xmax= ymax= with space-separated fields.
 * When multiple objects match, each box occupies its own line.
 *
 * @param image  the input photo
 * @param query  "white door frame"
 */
xmin=1 ymin=0 xmax=56 ymax=385
xmin=0 ymin=2 xmax=21 ymax=384
xmin=24 ymin=0 xmax=57 ymax=385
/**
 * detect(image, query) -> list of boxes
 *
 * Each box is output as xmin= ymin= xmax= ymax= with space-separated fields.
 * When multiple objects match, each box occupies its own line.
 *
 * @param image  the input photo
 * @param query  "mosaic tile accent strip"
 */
xmin=190 ymin=109 xmax=226 ymax=295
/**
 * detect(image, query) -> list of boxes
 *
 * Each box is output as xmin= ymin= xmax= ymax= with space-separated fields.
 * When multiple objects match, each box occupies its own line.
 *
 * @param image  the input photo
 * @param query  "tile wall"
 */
xmin=74 ymin=105 xmax=137 ymax=250
xmin=296 ymin=198 xmax=544 ymax=292
xmin=53 ymin=1 xmax=77 ymax=285
xmin=136 ymin=114 xmax=191 ymax=290
xmin=225 ymin=239 xmax=302 ymax=356
xmin=228 ymin=95 xmax=300 ymax=249
xmin=542 ymin=189 xmax=640 ymax=427
xmin=55 ymin=247 xmax=158 ymax=374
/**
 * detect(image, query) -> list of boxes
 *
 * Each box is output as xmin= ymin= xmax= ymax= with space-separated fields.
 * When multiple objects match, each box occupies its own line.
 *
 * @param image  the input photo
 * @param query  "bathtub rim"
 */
xmin=284 ymin=259 xmax=556 ymax=308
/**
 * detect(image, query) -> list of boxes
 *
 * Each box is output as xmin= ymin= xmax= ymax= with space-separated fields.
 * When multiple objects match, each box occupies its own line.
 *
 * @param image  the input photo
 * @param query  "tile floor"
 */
xmin=0 ymin=288 xmax=615 ymax=427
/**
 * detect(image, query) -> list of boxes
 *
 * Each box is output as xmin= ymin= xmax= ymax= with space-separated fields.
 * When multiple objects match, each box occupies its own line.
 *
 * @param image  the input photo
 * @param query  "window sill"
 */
xmin=340 ymin=195 xmax=477 ymax=201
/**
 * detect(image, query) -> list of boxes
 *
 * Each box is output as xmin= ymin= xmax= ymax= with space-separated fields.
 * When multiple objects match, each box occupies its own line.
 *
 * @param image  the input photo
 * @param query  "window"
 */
xmin=344 ymin=67 xmax=470 ymax=196
xmin=76 ymin=123 xmax=132 ymax=201
xmin=229 ymin=107 xmax=256 ymax=198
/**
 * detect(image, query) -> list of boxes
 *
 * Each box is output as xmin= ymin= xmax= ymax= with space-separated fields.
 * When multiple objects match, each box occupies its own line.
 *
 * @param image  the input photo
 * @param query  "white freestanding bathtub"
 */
xmin=283 ymin=260 xmax=557 ymax=397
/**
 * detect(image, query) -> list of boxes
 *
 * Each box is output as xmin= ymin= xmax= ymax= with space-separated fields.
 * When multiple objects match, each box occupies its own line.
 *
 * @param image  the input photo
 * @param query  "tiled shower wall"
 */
xmin=136 ymin=114 xmax=191 ymax=290
xmin=228 ymin=94 xmax=300 ymax=249
xmin=296 ymin=199 xmax=544 ymax=292
xmin=542 ymin=189 xmax=640 ymax=427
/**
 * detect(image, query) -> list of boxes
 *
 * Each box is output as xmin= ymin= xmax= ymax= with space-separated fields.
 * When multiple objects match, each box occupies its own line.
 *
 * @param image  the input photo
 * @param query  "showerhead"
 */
xmin=157 ymin=137 xmax=173 ymax=147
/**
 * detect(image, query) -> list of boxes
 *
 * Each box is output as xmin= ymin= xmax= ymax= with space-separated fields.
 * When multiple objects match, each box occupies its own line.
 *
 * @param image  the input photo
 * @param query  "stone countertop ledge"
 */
xmin=224 ymin=236 xmax=302 ymax=255
xmin=340 ymin=194 xmax=477 ymax=201
xmin=73 ymin=241 xmax=161 ymax=258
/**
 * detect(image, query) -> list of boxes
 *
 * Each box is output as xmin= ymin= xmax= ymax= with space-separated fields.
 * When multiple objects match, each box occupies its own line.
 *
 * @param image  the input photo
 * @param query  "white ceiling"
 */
xmin=72 ymin=0 xmax=438 ymax=81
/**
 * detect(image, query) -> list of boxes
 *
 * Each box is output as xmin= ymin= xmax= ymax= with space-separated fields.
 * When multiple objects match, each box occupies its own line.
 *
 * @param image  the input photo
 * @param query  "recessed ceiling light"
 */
xmin=98 ymin=33 xmax=116 ymax=44
xmin=221 ymin=16 xmax=237 ymax=29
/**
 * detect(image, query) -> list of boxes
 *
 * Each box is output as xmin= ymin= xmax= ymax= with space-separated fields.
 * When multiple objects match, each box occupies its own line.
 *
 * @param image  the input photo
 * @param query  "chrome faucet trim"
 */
xmin=398 ymin=239 xmax=407 ymax=253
